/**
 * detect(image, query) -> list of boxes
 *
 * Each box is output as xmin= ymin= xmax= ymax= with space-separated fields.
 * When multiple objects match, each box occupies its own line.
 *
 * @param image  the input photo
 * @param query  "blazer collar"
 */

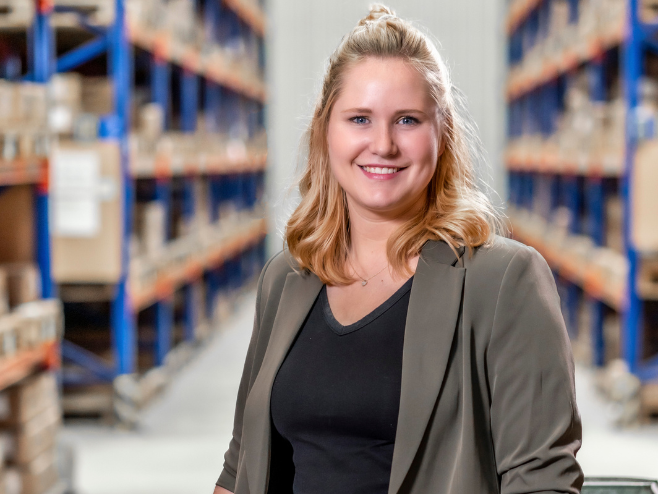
xmin=240 ymin=240 xmax=466 ymax=494
xmin=388 ymin=240 xmax=465 ymax=494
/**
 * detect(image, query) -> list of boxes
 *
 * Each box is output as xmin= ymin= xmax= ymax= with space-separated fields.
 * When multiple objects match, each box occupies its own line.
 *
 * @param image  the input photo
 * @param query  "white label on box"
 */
xmin=51 ymin=149 xmax=101 ymax=237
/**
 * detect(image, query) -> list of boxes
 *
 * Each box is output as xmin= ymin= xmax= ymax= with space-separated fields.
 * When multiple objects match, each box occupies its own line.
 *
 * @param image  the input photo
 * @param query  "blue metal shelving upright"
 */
xmin=30 ymin=0 xmax=55 ymax=299
xmin=506 ymin=0 xmax=658 ymax=382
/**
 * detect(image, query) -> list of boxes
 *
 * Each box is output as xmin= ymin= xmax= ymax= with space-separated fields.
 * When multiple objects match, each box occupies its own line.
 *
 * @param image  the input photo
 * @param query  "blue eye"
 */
xmin=399 ymin=116 xmax=419 ymax=125
xmin=350 ymin=116 xmax=369 ymax=124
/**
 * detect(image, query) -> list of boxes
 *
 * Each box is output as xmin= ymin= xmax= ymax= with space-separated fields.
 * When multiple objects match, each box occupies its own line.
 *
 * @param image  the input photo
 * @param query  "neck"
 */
xmin=347 ymin=198 xmax=424 ymax=270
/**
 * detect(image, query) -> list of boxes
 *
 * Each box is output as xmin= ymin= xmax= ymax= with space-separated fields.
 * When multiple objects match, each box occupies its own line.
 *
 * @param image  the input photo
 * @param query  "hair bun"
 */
xmin=358 ymin=3 xmax=396 ymax=26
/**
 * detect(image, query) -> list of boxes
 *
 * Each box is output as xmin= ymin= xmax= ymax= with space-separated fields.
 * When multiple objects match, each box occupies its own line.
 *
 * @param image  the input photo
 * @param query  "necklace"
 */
xmin=347 ymin=257 xmax=389 ymax=286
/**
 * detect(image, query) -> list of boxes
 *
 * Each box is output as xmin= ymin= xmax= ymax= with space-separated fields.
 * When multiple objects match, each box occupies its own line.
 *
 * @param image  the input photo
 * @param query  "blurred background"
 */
xmin=0 ymin=0 xmax=657 ymax=493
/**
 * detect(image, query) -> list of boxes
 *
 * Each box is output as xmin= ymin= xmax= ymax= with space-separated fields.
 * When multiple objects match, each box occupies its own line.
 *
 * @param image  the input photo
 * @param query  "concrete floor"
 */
xmin=61 ymin=290 xmax=658 ymax=494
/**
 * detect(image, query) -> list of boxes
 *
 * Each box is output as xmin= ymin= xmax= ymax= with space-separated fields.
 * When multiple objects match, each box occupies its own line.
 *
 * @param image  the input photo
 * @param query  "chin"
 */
xmin=357 ymin=197 xmax=409 ymax=214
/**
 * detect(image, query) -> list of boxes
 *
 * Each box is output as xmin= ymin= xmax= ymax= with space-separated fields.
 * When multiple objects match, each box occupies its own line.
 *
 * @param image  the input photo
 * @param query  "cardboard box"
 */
xmin=81 ymin=77 xmax=113 ymax=115
xmin=49 ymin=73 xmax=81 ymax=108
xmin=0 ymin=0 xmax=34 ymax=29
xmin=642 ymin=0 xmax=658 ymax=22
xmin=13 ymin=314 xmax=39 ymax=352
xmin=0 ymin=81 xmax=17 ymax=130
xmin=48 ymin=73 xmax=82 ymax=135
xmin=15 ymin=84 xmax=47 ymax=131
xmin=1 ymin=264 xmax=40 ymax=309
xmin=139 ymin=103 xmax=164 ymax=141
xmin=605 ymin=196 xmax=624 ymax=253
xmin=0 ymin=186 xmax=34 ymax=264
xmin=0 ymin=373 xmax=59 ymax=426
xmin=0 ymin=430 xmax=5 ymax=465
xmin=0 ymin=314 xmax=20 ymax=361
xmin=51 ymin=140 xmax=123 ymax=283
xmin=19 ymin=446 xmax=57 ymax=494
xmin=133 ymin=202 xmax=166 ymax=260
xmin=53 ymin=0 xmax=114 ymax=26
xmin=633 ymin=140 xmax=658 ymax=252
xmin=16 ymin=300 xmax=63 ymax=344
xmin=638 ymin=258 xmax=658 ymax=299
xmin=0 ymin=268 xmax=8 ymax=317
xmin=3 ymin=405 xmax=61 ymax=465
xmin=2 ymin=467 xmax=21 ymax=494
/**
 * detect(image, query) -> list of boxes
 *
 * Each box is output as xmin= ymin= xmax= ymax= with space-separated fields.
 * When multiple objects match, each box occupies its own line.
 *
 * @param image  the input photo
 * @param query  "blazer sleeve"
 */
xmin=487 ymin=246 xmax=584 ymax=494
xmin=216 ymin=254 xmax=277 ymax=492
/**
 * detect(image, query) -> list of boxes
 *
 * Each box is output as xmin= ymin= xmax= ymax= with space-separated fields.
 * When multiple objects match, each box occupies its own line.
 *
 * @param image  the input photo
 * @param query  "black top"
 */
xmin=269 ymin=277 xmax=413 ymax=494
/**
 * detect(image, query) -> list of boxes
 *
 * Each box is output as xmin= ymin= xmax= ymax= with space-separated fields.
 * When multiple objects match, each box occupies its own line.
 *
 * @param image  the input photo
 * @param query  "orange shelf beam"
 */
xmin=0 ymin=341 xmax=60 ymax=392
xmin=506 ymin=0 xmax=543 ymax=36
xmin=130 ymin=221 xmax=267 ymax=311
xmin=0 ymin=159 xmax=48 ymax=187
xmin=510 ymin=221 xmax=625 ymax=311
xmin=507 ymin=23 xmax=624 ymax=100
xmin=223 ymin=0 xmax=266 ymax=37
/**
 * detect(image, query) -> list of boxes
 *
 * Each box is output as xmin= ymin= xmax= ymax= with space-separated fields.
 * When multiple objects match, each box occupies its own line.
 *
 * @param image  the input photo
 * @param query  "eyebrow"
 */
xmin=341 ymin=107 xmax=428 ymax=116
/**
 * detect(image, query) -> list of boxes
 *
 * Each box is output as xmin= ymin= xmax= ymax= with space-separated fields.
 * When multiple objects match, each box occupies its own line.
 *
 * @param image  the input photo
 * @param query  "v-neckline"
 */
xmin=321 ymin=276 xmax=414 ymax=336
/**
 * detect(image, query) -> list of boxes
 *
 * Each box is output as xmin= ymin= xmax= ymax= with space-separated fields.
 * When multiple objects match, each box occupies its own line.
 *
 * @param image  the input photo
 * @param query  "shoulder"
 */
xmin=462 ymin=234 xmax=545 ymax=275
xmin=460 ymin=235 xmax=552 ymax=305
xmin=257 ymin=249 xmax=299 ymax=306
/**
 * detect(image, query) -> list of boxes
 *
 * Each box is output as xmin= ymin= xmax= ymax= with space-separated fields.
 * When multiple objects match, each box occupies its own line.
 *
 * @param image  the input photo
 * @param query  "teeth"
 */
xmin=363 ymin=166 xmax=399 ymax=174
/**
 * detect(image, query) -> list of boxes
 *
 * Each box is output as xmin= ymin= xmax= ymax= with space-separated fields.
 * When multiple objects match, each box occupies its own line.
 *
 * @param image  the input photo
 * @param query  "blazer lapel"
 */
xmin=388 ymin=240 xmax=466 ymax=494
xmin=241 ymin=268 xmax=323 ymax=494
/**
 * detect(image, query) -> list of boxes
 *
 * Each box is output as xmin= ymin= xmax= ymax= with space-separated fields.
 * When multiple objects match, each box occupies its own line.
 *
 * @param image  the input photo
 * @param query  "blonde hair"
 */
xmin=285 ymin=4 xmax=505 ymax=285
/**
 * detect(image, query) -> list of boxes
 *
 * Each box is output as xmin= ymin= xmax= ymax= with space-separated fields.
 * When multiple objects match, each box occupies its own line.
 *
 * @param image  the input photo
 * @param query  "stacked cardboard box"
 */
xmin=125 ymin=0 xmax=263 ymax=91
xmin=638 ymin=258 xmax=658 ymax=299
xmin=642 ymin=0 xmax=658 ymax=22
xmin=52 ymin=0 xmax=114 ymax=26
xmin=48 ymin=75 xmax=114 ymax=141
xmin=48 ymin=74 xmax=82 ymax=137
xmin=507 ymin=81 xmax=625 ymax=175
xmin=0 ymin=262 xmax=42 ymax=361
xmin=605 ymin=196 xmax=624 ymax=253
xmin=0 ymin=0 xmax=34 ymax=28
xmin=0 ymin=81 xmax=49 ymax=164
xmin=1 ymin=265 xmax=40 ymax=311
xmin=634 ymin=139 xmax=658 ymax=250
xmin=130 ymin=130 xmax=267 ymax=176
xmin=0 ymin=269 xmax=8 ymax=317
xmin=80 ymin=77 xmax=113 ymax=116
xmin=0 ymin=300 xmax=63 ymax=366
xmin=132 ymin=202 xmax=167 ymax=261
xmin=51 ymin=140 xmax=123 ymax=283
xmin=0 ymin=373 xmax=61 ymax=494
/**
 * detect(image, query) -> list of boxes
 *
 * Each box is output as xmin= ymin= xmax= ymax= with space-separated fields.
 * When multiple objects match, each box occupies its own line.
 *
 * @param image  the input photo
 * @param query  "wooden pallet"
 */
xmin=61 ymin=384 xmax=115 ymax=423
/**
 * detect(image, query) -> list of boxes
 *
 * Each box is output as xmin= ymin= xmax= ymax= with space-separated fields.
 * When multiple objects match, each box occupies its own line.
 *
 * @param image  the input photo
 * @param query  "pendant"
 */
xmin=362 ymin=280 xmax=367 ymax=286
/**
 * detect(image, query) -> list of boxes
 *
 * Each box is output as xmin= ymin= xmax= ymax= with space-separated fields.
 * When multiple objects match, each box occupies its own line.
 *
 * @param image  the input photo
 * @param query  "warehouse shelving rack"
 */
xmin=506 ymin=0 xmax=658 ymax=383
xmin=3 ymin=0 xmax=269 ymax=414
xmin=0 ymin=0 xmax=60 ymax=394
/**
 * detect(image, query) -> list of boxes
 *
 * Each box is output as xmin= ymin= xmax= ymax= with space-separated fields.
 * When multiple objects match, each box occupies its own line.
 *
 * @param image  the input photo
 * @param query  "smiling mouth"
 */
xmin=358 ymin=165 xmax=402 ymax=174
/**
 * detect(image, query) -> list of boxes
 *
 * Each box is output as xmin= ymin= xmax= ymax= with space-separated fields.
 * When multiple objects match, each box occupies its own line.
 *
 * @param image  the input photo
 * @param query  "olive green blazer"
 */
xmin=216 ymin=236 xmax=583 ymax=494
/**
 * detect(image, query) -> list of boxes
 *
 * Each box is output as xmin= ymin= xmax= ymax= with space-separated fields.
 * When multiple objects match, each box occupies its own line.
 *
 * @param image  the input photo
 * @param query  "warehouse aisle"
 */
xmin=576 ymin=365 xmax=658 ymax=478
xmin=60 ymin=289 xmax=658 ymax=494
xmin=61 ymin=291 xmax=257 ymax=494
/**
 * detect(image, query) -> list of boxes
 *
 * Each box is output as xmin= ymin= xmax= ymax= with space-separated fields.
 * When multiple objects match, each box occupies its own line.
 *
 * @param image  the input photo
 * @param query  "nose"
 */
xmin=370 ymin=122 xmax=398 ymax=157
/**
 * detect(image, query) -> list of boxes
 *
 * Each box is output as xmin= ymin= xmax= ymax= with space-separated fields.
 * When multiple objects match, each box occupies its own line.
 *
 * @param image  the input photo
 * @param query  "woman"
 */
xmin=214 ymin=5 xmax=583 ymax=494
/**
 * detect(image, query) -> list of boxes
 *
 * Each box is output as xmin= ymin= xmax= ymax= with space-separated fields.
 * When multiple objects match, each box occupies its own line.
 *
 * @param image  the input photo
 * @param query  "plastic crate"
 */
xmin=582 ymin=478 xmax=658 ymax=493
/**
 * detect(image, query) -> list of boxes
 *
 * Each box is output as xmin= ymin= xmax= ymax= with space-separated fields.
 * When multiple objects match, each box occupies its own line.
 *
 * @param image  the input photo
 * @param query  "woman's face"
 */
xmin=327 ymin=57 xmax=442 ymax=220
